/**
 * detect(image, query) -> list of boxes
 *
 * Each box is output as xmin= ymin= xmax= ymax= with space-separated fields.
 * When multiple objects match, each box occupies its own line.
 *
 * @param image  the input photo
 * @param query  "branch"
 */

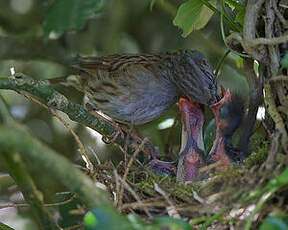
xmin=226 ymin=0 xmax=268 ymax=62
xmin=264 ymin=83 xmax=288 ymax=154
xmin=0 ymin=74 xmax=134 ymax=151
xmin=242 ymin=0 xmax=267 ymax=62
xmin=0 ymin=98 xmax=57 ymax=229
xmin=18 ymin=92 xmax=95 ymax=173
xmin=1 ymin=151 xmax=58 ymax=230
xmin=249 ymin=35 xmax=288 ymax=46
xmin=238 ymin=58 xmax=263 ymax=154
xmin=0 ymin=124 xmax=112 ymax=210
xmin=0 ymin=222 xmax=15 ymax=230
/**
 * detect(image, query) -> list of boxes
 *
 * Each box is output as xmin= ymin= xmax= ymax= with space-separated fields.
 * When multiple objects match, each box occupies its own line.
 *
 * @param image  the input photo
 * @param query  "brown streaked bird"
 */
xmin=71 ymin=50 xmax=218 ymax=125
xmin=51 ymin=50 xmax=219 ymax=181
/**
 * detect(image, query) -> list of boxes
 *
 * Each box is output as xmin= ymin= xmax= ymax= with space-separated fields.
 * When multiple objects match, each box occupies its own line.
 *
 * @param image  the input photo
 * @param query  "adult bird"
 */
xmin=50 ymin=50 xmax=243 ymax=181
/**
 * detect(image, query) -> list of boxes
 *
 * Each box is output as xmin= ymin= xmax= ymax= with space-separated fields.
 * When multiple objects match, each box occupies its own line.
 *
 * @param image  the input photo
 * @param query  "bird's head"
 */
xmin=170 ymin=50 xmax=218 ymax=105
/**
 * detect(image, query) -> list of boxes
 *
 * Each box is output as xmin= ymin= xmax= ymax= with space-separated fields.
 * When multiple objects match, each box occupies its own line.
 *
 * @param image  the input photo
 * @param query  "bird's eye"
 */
xmin=201 ymin=59 xmax=208 ymax=66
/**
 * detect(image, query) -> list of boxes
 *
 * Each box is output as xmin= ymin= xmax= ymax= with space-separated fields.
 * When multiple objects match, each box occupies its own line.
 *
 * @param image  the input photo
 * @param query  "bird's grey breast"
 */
xmin=85 ymin=65 xmax=180 ymax=125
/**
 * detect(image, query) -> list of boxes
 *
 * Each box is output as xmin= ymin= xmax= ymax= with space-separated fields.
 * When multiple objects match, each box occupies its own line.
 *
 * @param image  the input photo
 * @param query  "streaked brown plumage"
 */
xmin=72 ymin=50 xmax=218 ymax=125
xmin=50 ymin=50 xmax=221 ymax=181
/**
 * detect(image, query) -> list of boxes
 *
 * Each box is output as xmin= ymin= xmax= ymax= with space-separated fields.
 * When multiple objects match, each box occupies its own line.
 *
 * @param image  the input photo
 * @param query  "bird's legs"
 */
xmin=86 ymin=103 xmax=159 ymax=159
xmin=85 ymin=103 xmax=125 ymax=142
xmin=176 ymin=98 xmax=205 ymax=182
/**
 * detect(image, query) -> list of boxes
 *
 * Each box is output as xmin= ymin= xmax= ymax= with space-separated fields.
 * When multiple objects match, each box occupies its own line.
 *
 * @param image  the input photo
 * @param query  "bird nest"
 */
xmin=88 ymin=137 xmax=288 ymax=230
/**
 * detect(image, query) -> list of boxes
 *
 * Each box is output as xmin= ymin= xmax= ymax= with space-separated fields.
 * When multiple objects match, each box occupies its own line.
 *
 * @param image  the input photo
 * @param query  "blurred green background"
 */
xmin=0 ymin=0 xmax=249 ymax=229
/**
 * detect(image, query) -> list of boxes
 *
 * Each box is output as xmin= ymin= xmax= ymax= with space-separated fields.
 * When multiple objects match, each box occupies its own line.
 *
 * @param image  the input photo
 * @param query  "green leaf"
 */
xmin=235 ymin=8 xmax=245 ymax=26
xmin=236 ymin=56 xmax=244 ymax=69
xmin=43 ymin=0 xmax=104 ymax=38
xmin=173 ymin=0 xmax=216 ymax=37
xmin=84 ymin=206 xmax=136 ymax=230
xmin=149 ymin=0 xmax=157 ymax=11
xmin=259 ymin=216 xmax=288 ymax=230
xmin=225 ymin=0 xmax=243 ymax=10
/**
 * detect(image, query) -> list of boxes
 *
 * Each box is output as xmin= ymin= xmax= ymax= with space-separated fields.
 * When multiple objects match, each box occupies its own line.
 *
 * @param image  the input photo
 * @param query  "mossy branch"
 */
xmin=0 ymin=74 xmax=148 ymax=155
xmin=0 ymin=222 xmax=15 ymax=230
xmin=264 ymin=83 xmax=288 ymax=154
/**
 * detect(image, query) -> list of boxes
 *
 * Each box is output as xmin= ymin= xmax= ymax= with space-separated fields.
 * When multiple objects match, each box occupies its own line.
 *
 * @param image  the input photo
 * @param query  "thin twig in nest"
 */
xmin=154 ymin=182 xmax=181 ymax=219
xmin=117 ymin=138 xmax=148 ymax=209
xmin=0 ymin=193 xmax=77 ymax=209
xmin=120 ymin=201 xmax=167 ymax=210
xmin=63 ymin=223 xmax=84 ymax=230
xmin=17 ymin=91 xmax=95 ymax=174
xmin=114 ymin=170 xmax=153 ymax=218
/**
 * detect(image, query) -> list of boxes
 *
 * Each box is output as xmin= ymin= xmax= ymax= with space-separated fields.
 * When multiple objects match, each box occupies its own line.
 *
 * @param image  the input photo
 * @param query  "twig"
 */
xmin=263 ymin=130 xmax=280 ymax=172
xmin=0 ymin=194 xmax=77 ymax=209
xmin=117 ymin=138 xmax=148 ymax=209
xmin=243 ymin=0 xmax=266 ymax=62
xmin=244 ymin=192 xmax=274 ymax=230
xmin=154 ymin=182 xmax=181 ymax=219
xmin=0 ymin=75 xmax=145 ymax=156
xmin=120 ymin=201 xmax=167 ymax=210
xmin=269 ymin=75 xmax=288 ymax=82
xmin=201 ymin=0 xmax=241 ymax=32
xmin=1 ymin=150 xmax=57 ymax=229
xmin=198 ymin=161 xmax=222 ymax=174
xmin=264 ymin=83 xmax=288 ymax=154
xmin=63 ymin=223 xmax=83 ymax=230
xmin=0 ymin=203 xmax=30 ymax=209
xmin=265 ymin=0 xmax=280 ymax=76
xmin=215 ymin=50 xmax=230 ymax=76
xmin=88 ymin=146 xmax=101 ymax=165
xmin=239 ymin=58 xmax=263 ymax=153
xmin=272 ymin=1 xmax=288 ymax=28
xmin=114 ymin=170 xmax=152 ymax=218
xmin=0 ymin=125 xmax=112 ymax=209
xmin=18 ymin=91 xmax=95 ymax=173
xmin=248 ymin=35 xmax=288 ymax=46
